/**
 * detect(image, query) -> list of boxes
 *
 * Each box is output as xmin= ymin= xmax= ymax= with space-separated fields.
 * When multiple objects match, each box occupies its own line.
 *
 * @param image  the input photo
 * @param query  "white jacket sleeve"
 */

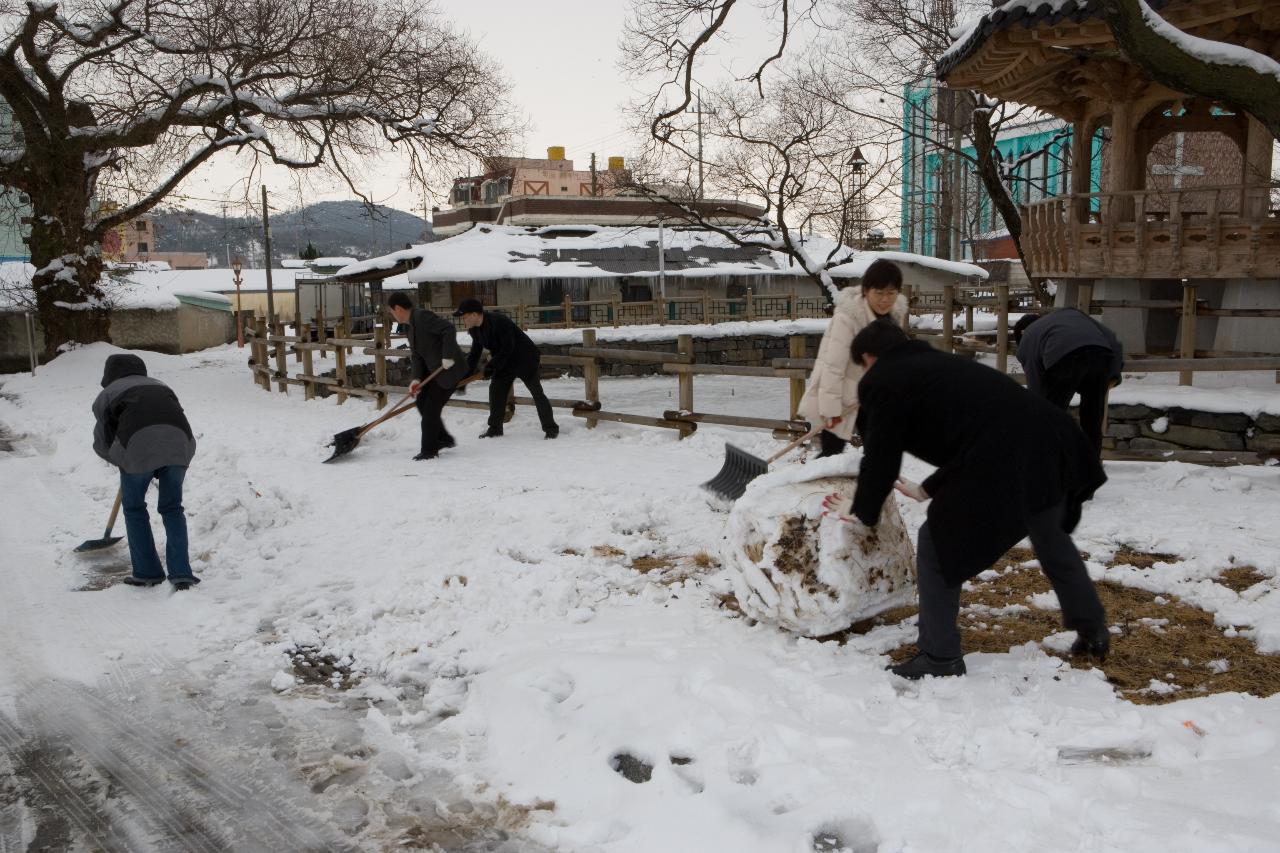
xmin=811 ymin=310 xmax=857 ymax=419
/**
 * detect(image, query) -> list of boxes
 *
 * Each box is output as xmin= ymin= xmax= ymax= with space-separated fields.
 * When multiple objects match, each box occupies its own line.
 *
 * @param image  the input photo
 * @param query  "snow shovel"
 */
xmin=75 ymin=489 xmax=123 ymax=552
xmin=702 ymin=422 xmax=827 ymax=502
xmin=323 ymin=368 xmax=479 ymax=462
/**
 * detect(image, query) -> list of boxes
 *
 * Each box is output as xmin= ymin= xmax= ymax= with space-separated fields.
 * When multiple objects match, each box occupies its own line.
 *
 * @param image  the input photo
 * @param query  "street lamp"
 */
xmin=846 ymin=146 xmax=868 ymax=248
xmin=232 ymin=256 xmax=244 ymax=347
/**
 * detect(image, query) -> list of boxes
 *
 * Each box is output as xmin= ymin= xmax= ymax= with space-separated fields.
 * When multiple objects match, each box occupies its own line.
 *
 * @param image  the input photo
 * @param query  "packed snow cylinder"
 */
xmin=723 ymin=453 xmax=916 ymax=637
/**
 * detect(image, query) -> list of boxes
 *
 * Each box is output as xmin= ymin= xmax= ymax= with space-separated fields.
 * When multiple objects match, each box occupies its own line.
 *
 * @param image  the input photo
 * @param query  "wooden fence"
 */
xmin=245 ymin=320 xmax=814 ymax=439
xmin=909 ymin=283 xmax=1280 ymax=387
xmin=243 ymin=281 xmax=1280 ymax=449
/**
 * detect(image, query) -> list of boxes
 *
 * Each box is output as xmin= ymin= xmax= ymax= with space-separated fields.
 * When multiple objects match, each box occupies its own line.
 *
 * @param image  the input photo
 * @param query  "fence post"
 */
xmin=1179 ymin=282 xmax=1197 ymax=386
xmin=334 ymin=321 xmax=349 ymax=405
xmin=678 ymin=334 xmax=694 ymax=413
xmin=612 ymin=293 xmax=622 ymax=328
xmin=563 ymin=294 xmax=573 ymax=329
xmin=789 ymin=288 xmax=797 ymax=321
xmin=995 ymin=284 xmax=1009 ymax=374
xmin=789 ymin=335 xmax=806 ymax=421
xmin=316 ymin=305 xmax=327 ymax=360
xmin=301 ymin=324 xmax=315 ymax=401
xmin=374 ymin=321 xmax=388 ymax=409
xmin=272 ymin=313 xmax=288 ymax=394
xmin=582 ymin=328 xmax=600 ymax=429
xmin=253 ymin=316 xmax=270 ymax=390
xmin=964 ymin=302 xmax=974 ymax=336
xmin=746 ymin=288 xmax=755 ymax=321
xmin=942 ymin=284 xmax=956 ymax=354
xmin=656 ymin=294 xmax=666 ymax=326
xmin=517 ymin=303 xmax=527 ymax=329
xmin=702 ymin=291 xmax=711 ymax=325
xmin=1075 ymin=281 xmax=1094 ymax=314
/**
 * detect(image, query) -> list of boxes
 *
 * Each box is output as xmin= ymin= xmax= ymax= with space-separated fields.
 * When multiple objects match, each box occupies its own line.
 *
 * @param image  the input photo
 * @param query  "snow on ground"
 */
xmin=2 ymin=344 xmax=1280 ymax=851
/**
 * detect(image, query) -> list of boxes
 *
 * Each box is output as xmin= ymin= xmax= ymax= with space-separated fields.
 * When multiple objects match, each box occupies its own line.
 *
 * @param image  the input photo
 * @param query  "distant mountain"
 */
xmin=151 ymin=200 xmax=433 ymax=267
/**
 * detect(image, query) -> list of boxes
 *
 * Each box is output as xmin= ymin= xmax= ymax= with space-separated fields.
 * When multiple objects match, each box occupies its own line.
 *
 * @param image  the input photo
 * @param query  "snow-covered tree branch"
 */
xmin=0 ymin=0 xmax=519 ymax=356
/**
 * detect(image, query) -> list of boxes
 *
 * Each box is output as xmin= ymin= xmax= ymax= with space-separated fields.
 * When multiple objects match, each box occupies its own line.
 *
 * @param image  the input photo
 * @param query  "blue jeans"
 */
xmin=121 ymin=466 xmax=198 ymax=584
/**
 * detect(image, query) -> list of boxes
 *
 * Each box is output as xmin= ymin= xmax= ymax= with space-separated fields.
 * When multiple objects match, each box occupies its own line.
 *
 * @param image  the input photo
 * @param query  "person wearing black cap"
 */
xmin=386 ymin=292 xmax=469 ymax=459
xmin=455 ymin=298 xmax=559 ymax=439
xmin=92 ymin=353 xmax=200 ymax=589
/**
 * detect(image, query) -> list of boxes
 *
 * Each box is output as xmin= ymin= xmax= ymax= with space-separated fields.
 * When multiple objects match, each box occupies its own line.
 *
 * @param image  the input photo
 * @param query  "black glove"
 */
xmin=482 ymin=362 xmax=496 ymax=379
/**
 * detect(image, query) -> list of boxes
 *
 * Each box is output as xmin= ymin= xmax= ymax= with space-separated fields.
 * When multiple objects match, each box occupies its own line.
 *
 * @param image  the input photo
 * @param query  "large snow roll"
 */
xmin=723 ymin=453 xmax=916 ymax=636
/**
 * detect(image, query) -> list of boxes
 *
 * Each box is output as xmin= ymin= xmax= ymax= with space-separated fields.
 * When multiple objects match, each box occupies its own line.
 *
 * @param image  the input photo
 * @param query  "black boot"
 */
xmin=478 ymin=428 xmax=503 ymax=438
xmin=544 ymin=427 xmax=559 ymax=439
xmin=888 ymin=652 xmax=966 ymax=680
xmin=122 ymin=576 xmax=164 ymax=588
xmin=413 ymin=450 xmax=439 ymax=461
xmin=1070 ymin=624 xmax=1111 ymax=662
xmin=439 ymin=434 xmax=456 ymax=449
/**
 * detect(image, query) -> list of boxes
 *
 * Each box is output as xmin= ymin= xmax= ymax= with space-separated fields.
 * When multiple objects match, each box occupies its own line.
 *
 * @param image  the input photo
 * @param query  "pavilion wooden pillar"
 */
xmin=1070 ymin=118 xmax=1094 ymax=225
xmin=1242 ymin=116 xmax=1274 ymax=219
xmin=1108 ymin=100 xmax=1141 ymax=222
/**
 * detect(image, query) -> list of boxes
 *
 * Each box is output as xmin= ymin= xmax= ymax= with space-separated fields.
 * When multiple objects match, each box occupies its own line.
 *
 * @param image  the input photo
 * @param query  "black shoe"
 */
xmin=173 ymin=580 xmax=194 ymax=591
xmin=1070 ymin=624 xmax=1111 ymax=662
xmin=122 ymin=576 xmax=164 ymax=588
xmin=413 ymin=451 xmax=439 ymax=461
xmin=888 ymin=652 xmax=966 ymax=680
xmin=439 ymin=435 xmax=456 ymax=449
xmin=478 ymin=429 xmax=503 ymax=439
xmin=544 ymin=428 xmax=559 ymax=440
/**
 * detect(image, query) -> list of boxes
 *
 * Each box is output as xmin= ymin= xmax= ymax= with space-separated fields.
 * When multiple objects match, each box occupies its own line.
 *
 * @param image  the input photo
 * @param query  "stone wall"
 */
xmin=1105 ymin=404 xmax=1280 ymax=455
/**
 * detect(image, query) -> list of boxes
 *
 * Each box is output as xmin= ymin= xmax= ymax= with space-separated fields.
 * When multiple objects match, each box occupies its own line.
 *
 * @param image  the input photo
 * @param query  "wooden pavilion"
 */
xmin=939 ymin=0 xmax=1279 ymax=356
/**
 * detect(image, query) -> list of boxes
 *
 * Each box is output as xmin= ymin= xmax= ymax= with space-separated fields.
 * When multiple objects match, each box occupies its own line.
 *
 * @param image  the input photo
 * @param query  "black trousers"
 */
xmin=1041 ymin=345 xmax=1113 ymax=455
xmin=914 ymin=501 xmax=1105 ymax=659
xmin=487 ymin=366 xmax=558 ymax=434
xmin=415 ymin=381 xmax=455 ymax=454
xmin=817 ymin=429 xmax=847 ymax=457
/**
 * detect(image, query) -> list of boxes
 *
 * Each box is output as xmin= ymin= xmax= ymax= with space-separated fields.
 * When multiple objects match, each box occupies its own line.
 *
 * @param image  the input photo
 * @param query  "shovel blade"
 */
xmin=701 ymin=443 xmax=769 ymax=502
xmin=323 ymin=427 xmax=363 ymax=463
xmin=75 ymin=535 xmax=124 ymax=553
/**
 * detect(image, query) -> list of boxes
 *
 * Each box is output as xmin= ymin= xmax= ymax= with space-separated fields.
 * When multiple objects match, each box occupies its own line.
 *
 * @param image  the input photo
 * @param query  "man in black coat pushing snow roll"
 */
xmin=455 ymin=298 xmax=559 ymax=440
xmin=386 ymin=292 xmax=469 ymax=460
xmin=828 ymin=320 xmax=1111 ymax=679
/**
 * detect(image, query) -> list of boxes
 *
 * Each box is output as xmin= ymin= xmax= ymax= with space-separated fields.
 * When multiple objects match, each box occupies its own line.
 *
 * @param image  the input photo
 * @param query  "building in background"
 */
xmin=120 ymin=214 xmax=208 ymax=269
xmin=433 ymin=147 xmax=763 ymax=237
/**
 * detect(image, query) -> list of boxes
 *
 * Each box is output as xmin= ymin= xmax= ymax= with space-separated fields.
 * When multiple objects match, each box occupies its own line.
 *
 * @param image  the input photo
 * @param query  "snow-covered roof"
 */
xmin=311 ymin=256 xmax=357 ymax=268
xmin=0 ymin=263 xmax=232 ymax=311
xmin=337 ymin=225 xmax=987 ymax=284
xmin=281 ymin=259 xmax=309 ymax=269
xmin=939 ymin=0 xmax=1177 ymax=78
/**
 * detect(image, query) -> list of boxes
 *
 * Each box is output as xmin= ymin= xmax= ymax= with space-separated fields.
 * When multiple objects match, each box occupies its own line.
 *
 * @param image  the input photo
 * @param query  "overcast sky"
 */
xmin=178 ymin=0 xmax=656 ymax=218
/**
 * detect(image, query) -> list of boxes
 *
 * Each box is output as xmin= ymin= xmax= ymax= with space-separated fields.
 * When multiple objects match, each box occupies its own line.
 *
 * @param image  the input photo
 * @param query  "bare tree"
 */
xmin=0 ymin=0 xmax=519 ymax=357
xmin=621 ymin=2 xmax=903 ymax=304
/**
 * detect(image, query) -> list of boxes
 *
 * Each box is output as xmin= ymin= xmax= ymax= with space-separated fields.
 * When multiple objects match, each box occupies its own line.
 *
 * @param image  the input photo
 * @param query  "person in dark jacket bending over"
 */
xmin=386 ymin=292 xmax=469 ymax=460
xmin=829 ymin=321 xmax=1110 ymax=679
xmin=1013 ymin=308 xmax=1123 ymax=455
xmin=455 ymin=298 xmax=559 ymax=439
xmin=92 ymin=354 xmax=200 ymax=589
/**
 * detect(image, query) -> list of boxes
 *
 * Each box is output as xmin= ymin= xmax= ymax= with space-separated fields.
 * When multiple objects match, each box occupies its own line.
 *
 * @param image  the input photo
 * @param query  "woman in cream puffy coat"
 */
xmin=797 ymin=258 xmax=909 ymax=456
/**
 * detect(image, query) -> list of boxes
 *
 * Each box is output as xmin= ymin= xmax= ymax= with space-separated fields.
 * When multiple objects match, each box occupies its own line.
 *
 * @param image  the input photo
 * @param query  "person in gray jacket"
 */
xmin=1014 ymin=308 xmax=1123 ymax=455
xmin=92 ymin=354 xmax=199 ymax=588
xmin=386 ymin=292 xmax=469 ymax=459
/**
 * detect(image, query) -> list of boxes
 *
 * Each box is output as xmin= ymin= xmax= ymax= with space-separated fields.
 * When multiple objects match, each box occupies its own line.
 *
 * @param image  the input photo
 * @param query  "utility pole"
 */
xmin=221 ymin=203 xmax=231 ymax=269
xmin=686 ymin=91 xmax=713 ymax=199
xmin=657 ymin=215 xmax=666 ymax=299
xmin=261 ymin=185 xmax=275 ymax=324
xmin=590 ymin=153 xmax=598 ymax=197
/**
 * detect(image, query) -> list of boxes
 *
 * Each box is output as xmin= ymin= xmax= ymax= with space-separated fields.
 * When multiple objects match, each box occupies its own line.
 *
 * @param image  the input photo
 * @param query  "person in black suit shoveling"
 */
xmin=825 ymin=320 xmax=1111 ymax=679
xmin=455 ymin=298 xmax=559 ymax=440
xmin=386 ymin=292 xmax=469 ymax=460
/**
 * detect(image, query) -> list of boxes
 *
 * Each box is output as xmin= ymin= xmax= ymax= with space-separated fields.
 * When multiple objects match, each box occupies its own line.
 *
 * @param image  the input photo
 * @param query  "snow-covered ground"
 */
xmin=2 ymin=343 xmax=1280 ymax=852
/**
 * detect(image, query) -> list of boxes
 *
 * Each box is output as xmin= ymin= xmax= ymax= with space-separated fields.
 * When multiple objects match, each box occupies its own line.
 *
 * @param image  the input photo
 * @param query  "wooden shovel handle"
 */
xmin=766 ymin=423 xmax=827 ymax=465
xmin=104 ymin=489 xmax=122 ymax=536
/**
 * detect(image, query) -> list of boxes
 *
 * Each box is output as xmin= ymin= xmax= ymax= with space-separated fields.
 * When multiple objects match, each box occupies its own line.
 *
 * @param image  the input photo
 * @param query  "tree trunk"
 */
xmin=28 ymin=185 xmax=112 ymax=360
xmin=971 ymin=106 xmax=1053 ymax=306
